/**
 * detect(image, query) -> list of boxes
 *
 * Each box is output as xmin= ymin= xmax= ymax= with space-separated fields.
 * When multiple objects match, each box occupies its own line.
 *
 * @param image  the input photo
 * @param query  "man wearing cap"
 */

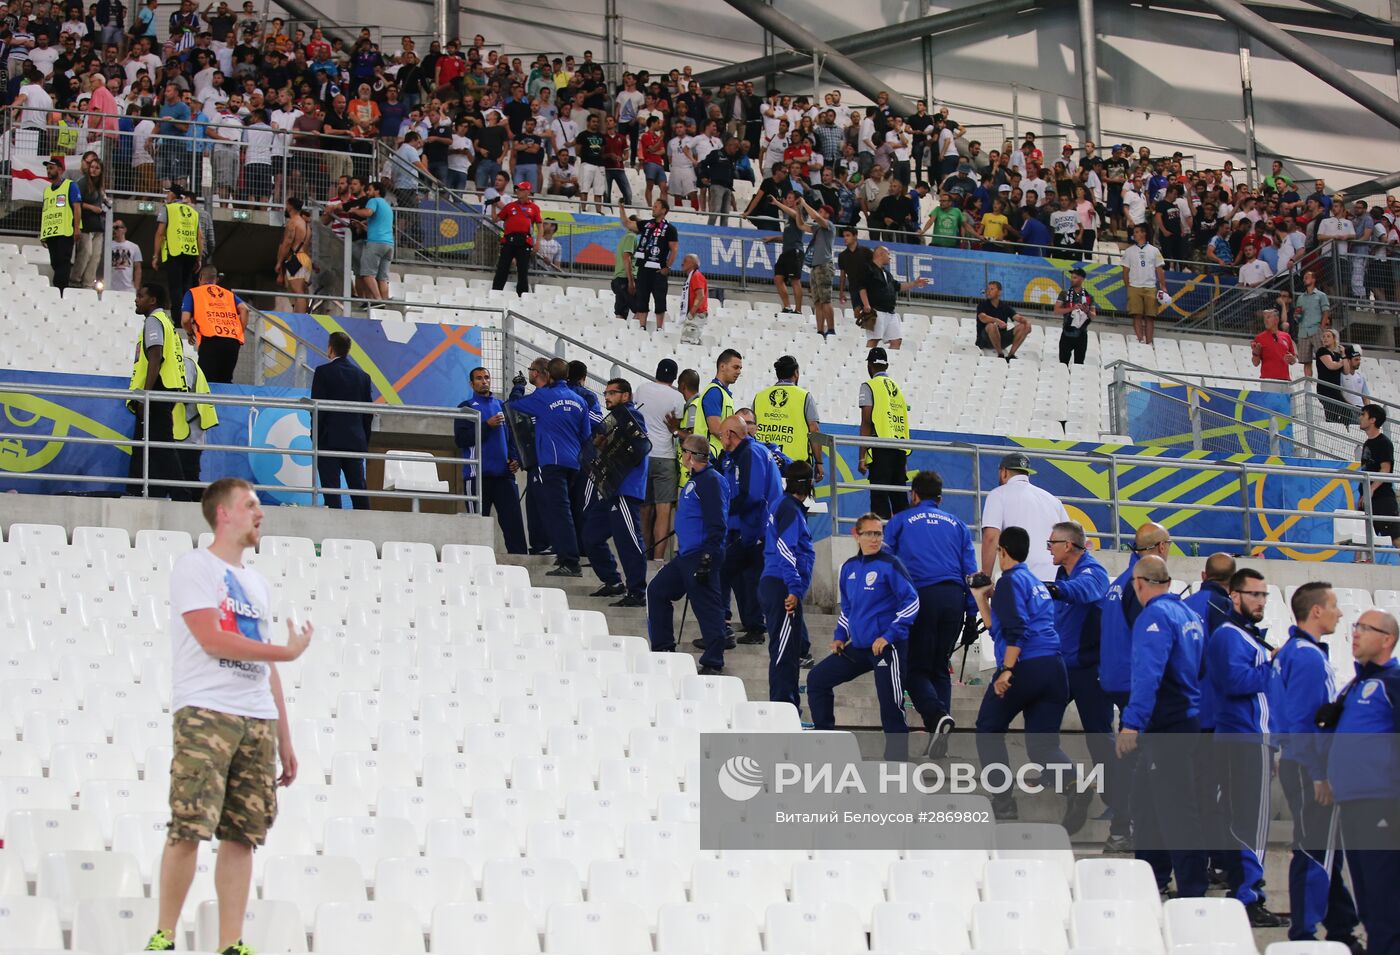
xmin=634 ymin=359 xmax=686 ymax=560
xmin=1054 ymin=267 xmax=1097 ymax=365
xmin=980 ymin=452 xmax=1070 ymax=583
xmin=491 ymin=181 xmax=542 ymax=295
xmin=38 ymin=156 xmax=80 ymax=292
xmin=755 ymin=355 xmax=824 ymax=481
xmin=859 ymin=347 xmax=910 ymax=520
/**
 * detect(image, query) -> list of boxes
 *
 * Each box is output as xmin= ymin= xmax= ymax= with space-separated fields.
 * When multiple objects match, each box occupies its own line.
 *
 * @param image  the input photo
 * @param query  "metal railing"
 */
xmin=0 ymin=380 xmax=482 ymax=510
xmin=811 ymin=431 xmax=1400 ymax=561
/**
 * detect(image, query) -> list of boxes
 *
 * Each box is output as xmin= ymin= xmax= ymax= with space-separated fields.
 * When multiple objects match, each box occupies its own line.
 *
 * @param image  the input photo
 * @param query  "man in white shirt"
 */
xmin=1022 ymin=170 xmax=1048 ymax=206
xmin=107 ymin=219 xmax=143 ymax=291
xmin=1237 ymin=244 xmax=1274 ymax=288
xmin=144 ymin=477 xmax=311 ymax=955
xmin=1317 ymin=205 xmax=1355 ymax=257
xmin=634 ymin=358 xmax=687 ymax=560
xmin=1122 ymin=223 xmax=1168 ymax=344
xmin=1122 ymin=176 xmax=1148 ymax=228
xmin=979 ymin=451 xmax=1070 ymax=582
xmin=548 ymin=104 xmax=581 ymax=158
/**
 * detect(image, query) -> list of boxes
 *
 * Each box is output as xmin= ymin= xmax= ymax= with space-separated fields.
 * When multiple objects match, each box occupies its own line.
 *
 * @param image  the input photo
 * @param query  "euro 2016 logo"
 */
xmin=769 ymin=390 xmax=788 ymax=409
xmin=717 ymin=754 xmax=765 ymax=802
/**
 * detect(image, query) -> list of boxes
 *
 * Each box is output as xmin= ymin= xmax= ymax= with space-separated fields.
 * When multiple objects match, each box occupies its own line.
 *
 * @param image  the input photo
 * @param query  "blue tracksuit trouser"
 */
xmin=1279 ymin=757 xmax=1357 ymax=941
xmin=1341 ymin=798 xmax=1400 ymax=955
xmin=1218 ymin=737 xmax=1272 ymax=906
xmin=974 ymin=654 xmax=1073 ymax=771
xmin=647 ymin=550 xmax=727 ymax=670
xmin=583 ymin=494 xmax=647 ymax=595
xmin=530 ymin=464 xmax=580 ymax=565
xmin=906 ymin=581 xmax=965 ymax=727
xmin=1068 ymin=665 xmax=1119 ymax=831
xmin=721 ymin=531 xmax=765 ymax=632
xmin=1106 ymin=690 xmax=1137 ymax=838
xmin=759 ymin=575 xmax=805 ymax=713
xmin=1132 ymin=718 xmax=1209 ymax=898
xmin=474 ymin=473 xmax=527 ymax=554
xmin=807 ymin=641 xmax=909 ymax=760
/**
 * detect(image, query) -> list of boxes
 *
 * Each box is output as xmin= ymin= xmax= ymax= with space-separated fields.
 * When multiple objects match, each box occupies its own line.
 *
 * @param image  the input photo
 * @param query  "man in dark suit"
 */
xmin=311 ymin=331 xmax=374 ymax=510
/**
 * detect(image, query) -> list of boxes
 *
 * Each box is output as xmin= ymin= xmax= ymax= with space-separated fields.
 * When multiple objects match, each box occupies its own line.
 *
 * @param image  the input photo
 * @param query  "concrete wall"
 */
xmin=0 ymin=495 xmax=494 ymax=553
xmin=319 ymin=0 xmax=1398 ymax=188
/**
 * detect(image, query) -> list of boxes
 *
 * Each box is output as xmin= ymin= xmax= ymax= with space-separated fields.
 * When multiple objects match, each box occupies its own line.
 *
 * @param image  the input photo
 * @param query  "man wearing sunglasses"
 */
xmin=1118 ymin=554 xmax=1209 ymax=898
xmin=646 ymin=434 xmax=730 ymax=674
xmin=1204 ymin=567 xmax=1287 ymax=927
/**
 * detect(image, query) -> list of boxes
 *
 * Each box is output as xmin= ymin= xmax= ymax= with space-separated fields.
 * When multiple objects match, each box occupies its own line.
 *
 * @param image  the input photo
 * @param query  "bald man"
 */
xmin=1317 ymin=607 xmax=1400 ymax=955
xmin=1184 ymin=552 xmax=1237 ymax=732
xmin=679 ymin=253 xmax=709 ymax=345
xmin=1119 ymin=553 xmax=1209 ymax=898
xmin=718 ymin=412 xmax=783 ymax=645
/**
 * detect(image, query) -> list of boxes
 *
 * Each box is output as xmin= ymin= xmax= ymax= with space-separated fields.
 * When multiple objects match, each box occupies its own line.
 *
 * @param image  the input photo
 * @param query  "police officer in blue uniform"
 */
xmin=568 ymin=359 xmax=607 ymax=557
xmin=808 ymin=511 xmax=920 ymax=760
xmin=971 ymin=526 xmax=1087 ymax=826
xmin=455 ymin=366 xmax=527 ymax=554
xmin=647 ymin=434 xmax=731 ymax=673
xmin=509 ymin=356 xmax=594 ymax=577
xmin=1275 ymin=583 xmax=1360 ymax=949
xmin=1117 ymin=554 xmax=1209 ymax=898
xmin=1098 ymin=522 xmax=1170 ymax=852
xmin=1185 ymin=553 xmax=1236 ymax=737
xmin=581 ymin=378 xmax=651 ymax=607
xmin=717 ymin=413 xmax=783 ymax=646
xmin=759 ymin=460 xmax=815 ymax=713
xmin=886 ymin=469 xmax=976 ymax=758
xmin=1317 ymin=608 xmax=1400 ymax=955
xmin=1205 ymin=567 xmax=1286 ymax=927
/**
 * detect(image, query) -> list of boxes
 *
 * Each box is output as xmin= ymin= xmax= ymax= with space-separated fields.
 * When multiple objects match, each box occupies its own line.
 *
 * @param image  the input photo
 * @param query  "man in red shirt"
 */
xmin=1251 ymin=307 xmax=1297 ymax=389
xmin=679 ymin=253 xmax=709 ymax=344
xmin=492 ymin=182 xmax=543 ymax=295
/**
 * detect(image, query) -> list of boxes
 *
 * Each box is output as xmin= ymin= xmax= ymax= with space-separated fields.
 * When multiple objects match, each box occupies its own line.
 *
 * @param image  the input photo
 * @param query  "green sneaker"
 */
xmin=221 ymin=941 xmax=256 ymax=955
xmin=143 ymin=930 xmax=175 ymax=952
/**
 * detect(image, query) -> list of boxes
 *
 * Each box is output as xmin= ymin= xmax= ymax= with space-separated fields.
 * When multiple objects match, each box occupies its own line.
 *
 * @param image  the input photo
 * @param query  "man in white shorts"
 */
xmin=666 ymin=120 xmax=699 ymax=210
xmin=144 ymin=477 xmax=312 ymax=955
xmin=858 ymin=245 xmax=928 ymax=350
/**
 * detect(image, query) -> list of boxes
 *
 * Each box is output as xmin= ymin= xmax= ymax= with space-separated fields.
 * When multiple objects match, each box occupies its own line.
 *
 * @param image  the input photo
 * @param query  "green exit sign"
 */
xmin=137 ymin=201 xmax=155 ymax=212
xmin=232 ymin=210 xmax=250 ymax=221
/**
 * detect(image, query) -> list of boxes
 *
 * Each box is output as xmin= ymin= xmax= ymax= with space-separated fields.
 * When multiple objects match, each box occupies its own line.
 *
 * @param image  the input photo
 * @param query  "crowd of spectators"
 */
xmin=5 ymin=0 xmax=1397 ymax=305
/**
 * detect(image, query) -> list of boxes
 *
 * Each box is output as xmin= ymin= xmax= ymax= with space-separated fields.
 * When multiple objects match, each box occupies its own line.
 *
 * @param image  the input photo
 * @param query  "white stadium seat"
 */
xmin=195 ymin=898 xmax=309 ymax=953
xmin=655 ymin=902 xmax=762 ymax=954
xmin=430 ymin=902 xmax=541 ymax=954
xmin=1071 ymin=900 xmax=1166 ymax=952
xmin=971 ymin=900 xmax=1070 ymax=953
xmin=543 ymin=901 xmax=652 ymax=954
xmin=36 ymin=849 xmax=144 ymax=925
xmin=0 ymin=895 xmax=65 ymax=948
xmin=261 ymin=855 xmax=366 ymax=927
xmin=870 ymin=900 xmax=972 ymax=955
xmin=763 ymin=901 xmax=869 ymax=955
xmin=1163 ymin=898 xmax=1256 ymax=951
xmin=71 ymin=896 xmax=160 ymax=955
xmin=311 ymin=900 xmax=426 ymax=953
xmin=372 ymin=857 xmax=476 ymax=930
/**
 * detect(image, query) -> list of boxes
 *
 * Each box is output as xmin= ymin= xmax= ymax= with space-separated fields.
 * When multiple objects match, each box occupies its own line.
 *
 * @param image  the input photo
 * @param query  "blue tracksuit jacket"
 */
xmin=1122 ymin=591 xmax=1205 ymax=732
xmin=1051 ymin=551 xmax=1109 ymax=670
xmin=570 ymin=381 xmax=606 ymax=433
xmin=1322 ymin=657 xmax=1400 ymax=801
xmin=608 ymin=401 xmax=650 ymax=500
xmin=675 ymin=464 xmax=730 ymax=557
xmin=1098 ymin=555 xmax=1138 ymax=694
xmin=454 ymin=392 xmax=517 ymax=479
xmin=761 ymin=495 xmax=814 ymax=598
xmin=1206 ymin=610 xmax=1276 ymax=735
xmin=508 ymin=380 xmax=593 ymax=467
xmin=885 ymin=501 xmax=977 ymax=612
xmin=725 ymin=436 xmax=783 ymax=544
xmin=989 ymin=562 xmax=1061 ymax=667
xmin=1272 ymin=627 xmax=1337 ymax=780
xmin=834 ymin=551 xmax=920 ymax=649
xmin=1184 ymin=581 xmax=1233 ymax=730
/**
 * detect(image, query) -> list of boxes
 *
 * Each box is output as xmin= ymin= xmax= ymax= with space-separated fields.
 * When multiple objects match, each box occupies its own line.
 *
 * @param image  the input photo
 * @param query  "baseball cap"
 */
xmin=514 ymin=181 xmax=532 ymax=191
xmin=866 ymin=347 xmax=889 ymax=367
xmin=1069 ymin=267 xmax=1087 ymax=277
xmin=1344 ymin=344 xmax=1362 ymax=359
xmin=42 ymin=156 xmax=62 ymax=169
xmin=655 ymin=358 xmax=678 ymax=382
xmin=997 ymin=184 xmax=1012 ymax=193
xmin=999 ymin=452 xmax=1034 ymax=474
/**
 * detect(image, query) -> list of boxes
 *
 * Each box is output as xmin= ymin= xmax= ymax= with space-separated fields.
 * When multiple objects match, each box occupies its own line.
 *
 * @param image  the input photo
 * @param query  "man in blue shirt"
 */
xmin=156 ymin=81 xmax=192 ymax=190
xmin=759 ymin=460 xmax=815 ymax=714
xmin=1317 ymin=608 xmax=1400 ymax=955
xmin=350 ymin=180 xmax=395 ymax=300
xmin=808 ymin=512 xmax=920 ymax=760
xmin=455 ymin=366 xmax=526 ymax=554
xmin=508 ymin=356 xmax=593 ymax=578
xmin=971 ymin=526 xmax=1085 ymax=826
xmin=1275 ymin=583 xmax=1359 ymax=947
xmin=567 ymin=359 xmax=606 ymax=565
xmin=1117 ymin=554 xmax=1208 ymax=898
xmin=718 ymin=413 xmax=782 ymax=647
xmin=1045 ymin=520 xmax=1110 ymax=835
xmin=647 ymin=435 xmax=730 ymax=673
xmin=1205 ymin=567 xmax=1286 ymax=927
xmin=581 ymin=378 xmax=650 ymax=607
xmin=885 ymin=469 xmax=976 ymax=758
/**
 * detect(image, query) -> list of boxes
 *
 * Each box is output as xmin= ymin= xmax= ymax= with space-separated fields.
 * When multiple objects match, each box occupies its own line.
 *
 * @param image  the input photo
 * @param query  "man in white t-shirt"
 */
xmin=979 ymin=452 xmax=1070 ymax=583
xmin=1122 ymin=223 xmax=1168 ymax=344
xmin=634 ymin=358 xmax=686 ymax=560
xmin=144 ymin=477 xmax=311 ymax=955
xmin=107 ymin=219 xmax=143 ymax=291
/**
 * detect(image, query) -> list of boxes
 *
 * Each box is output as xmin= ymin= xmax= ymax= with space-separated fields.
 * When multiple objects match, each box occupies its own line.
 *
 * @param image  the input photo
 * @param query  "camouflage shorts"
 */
xmin=168 ymin=706 xmax=279 ymax=846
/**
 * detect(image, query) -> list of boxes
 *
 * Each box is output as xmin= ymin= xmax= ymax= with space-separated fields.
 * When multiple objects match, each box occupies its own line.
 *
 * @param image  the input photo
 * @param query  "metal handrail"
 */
xmin=811 ymin=431 xmax=1397 ymax=560
xmin=0 ymin=381 xmax=482 ymax=508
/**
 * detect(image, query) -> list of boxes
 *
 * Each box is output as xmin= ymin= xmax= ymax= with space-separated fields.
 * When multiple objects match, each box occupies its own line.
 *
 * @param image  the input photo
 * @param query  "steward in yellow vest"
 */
xmin=858 ymin=346 xmax=910 ymax=519
xmin=152 ymin=187 xmax=204 ymax=338
xmin=693 ymin=348 xmax=742 ymax=457
xmin=38 ymin=157 xmax=79 ymax=290
xmin=752 ymin=354 xmax=825 ymax=480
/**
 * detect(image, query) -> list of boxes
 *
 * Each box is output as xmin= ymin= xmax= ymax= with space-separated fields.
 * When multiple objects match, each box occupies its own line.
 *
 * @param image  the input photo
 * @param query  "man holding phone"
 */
xmin=1251 ymin=307 xmax=1297 ymax=392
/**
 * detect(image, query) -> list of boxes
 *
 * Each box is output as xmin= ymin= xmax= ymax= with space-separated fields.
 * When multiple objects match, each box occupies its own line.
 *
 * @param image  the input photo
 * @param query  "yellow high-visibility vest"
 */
xmin=753 ymin=382 xmax=810 ymax=463
xmin=693 ymin=380 xmax=733 ymax=457
xmin=128 ymin=309 xmax=216 ymax=438
xmin=39 ymin=179 xmax=75 ymax=240
xmin=162 ymin=202 xmax=200 ymax=260
xmin=866 ymin=374 xmax=909 ymax=440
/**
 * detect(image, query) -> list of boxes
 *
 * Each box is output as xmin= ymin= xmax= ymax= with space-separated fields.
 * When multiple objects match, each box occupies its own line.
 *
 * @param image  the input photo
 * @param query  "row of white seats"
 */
xmin=0 ymin=891 xmax=1290 ymax=955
